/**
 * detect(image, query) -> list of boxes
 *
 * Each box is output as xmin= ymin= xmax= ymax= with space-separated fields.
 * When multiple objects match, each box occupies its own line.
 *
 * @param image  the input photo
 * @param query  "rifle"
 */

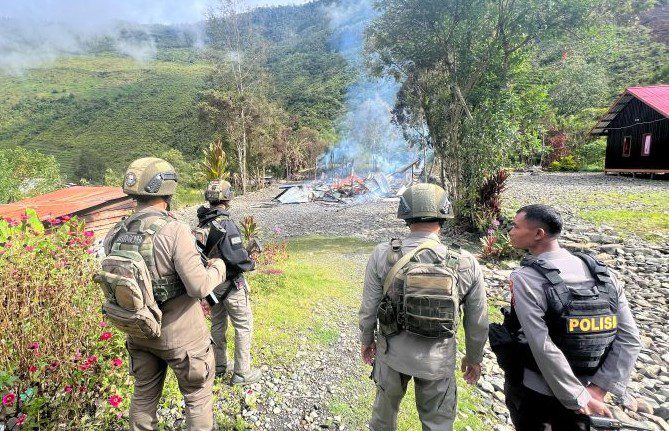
xmin=587 ymin=416 xmax=653 ymax=431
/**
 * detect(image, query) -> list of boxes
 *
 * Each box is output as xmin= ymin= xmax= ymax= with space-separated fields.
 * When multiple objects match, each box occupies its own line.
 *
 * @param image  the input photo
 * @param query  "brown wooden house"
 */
xmin=0 ymin=186 xmax=135 ymax=239
xmin=591 ymin=85 xmax=669 ymax=174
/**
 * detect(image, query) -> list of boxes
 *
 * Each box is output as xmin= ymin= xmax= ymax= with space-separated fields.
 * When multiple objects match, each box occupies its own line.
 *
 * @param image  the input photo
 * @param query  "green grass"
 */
xmin=577 ymin=191 xmax=669 ymax=241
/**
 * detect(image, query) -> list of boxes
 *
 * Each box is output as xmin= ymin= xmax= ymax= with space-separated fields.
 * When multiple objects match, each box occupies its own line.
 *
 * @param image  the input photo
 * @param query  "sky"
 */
xmin=0 ymin=0 xmax=312 ymax=24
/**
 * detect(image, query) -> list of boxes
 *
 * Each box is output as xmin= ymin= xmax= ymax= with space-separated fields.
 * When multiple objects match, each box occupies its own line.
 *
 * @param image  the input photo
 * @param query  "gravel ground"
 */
xmin=172 ymin=173 xmax=669 ymax=430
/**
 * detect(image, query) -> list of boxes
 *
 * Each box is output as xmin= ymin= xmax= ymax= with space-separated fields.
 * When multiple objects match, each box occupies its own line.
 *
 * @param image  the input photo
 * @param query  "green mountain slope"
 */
xmin=0 ymin=53 xmax=212 ymax=180
xmin=0 ymin=0 xmax=353 ymax=182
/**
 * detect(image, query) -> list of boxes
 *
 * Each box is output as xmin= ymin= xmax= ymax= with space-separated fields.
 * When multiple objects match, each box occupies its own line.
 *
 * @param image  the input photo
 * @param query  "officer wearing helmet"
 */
xmin=195 ymin=180 xmax=260 ymax=385
xmin=358 ymin=183 xmax=489 ymax=431
xmin=103 ymin=158 xmax=226 ymax=431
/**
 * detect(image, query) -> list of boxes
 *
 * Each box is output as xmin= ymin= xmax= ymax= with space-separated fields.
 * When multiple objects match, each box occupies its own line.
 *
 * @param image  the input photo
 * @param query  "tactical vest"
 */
xmin=195 ymin=213 xmax=230 ymax=259
xmin=378 ymin=239 xmax=460 ymax=339
xmin=95 ymin=212 xmax=186 ymax=339
xmin=517 ymin=252 xmax=619 ymax=375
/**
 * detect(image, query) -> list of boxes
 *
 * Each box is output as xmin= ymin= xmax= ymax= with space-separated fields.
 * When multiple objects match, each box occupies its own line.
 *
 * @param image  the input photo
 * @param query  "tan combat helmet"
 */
xmin=397 ymin=183 xmax=452 ymax=221
xmin=122 ymin=157 xmax=178 ymax=197
xmin=204 ymin=179 xmax=233 ymax=203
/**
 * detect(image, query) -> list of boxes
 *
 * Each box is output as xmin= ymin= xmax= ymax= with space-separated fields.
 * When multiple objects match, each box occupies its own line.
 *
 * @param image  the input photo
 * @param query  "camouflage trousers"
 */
xmin=370 ymin=360 xmax=457 ymax=431
xmin=126 ymin=338 xmax=215 ymax=431
xmin=210 ymin=283 xmax=253 ymax=376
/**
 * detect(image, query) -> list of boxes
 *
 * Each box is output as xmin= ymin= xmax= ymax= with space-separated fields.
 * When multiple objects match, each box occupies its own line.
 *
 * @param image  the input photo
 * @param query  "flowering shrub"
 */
xmin=479 ymin=223 xmax=521 ymax=261
xmin=0 ymin=210 xmax=130 ymax=429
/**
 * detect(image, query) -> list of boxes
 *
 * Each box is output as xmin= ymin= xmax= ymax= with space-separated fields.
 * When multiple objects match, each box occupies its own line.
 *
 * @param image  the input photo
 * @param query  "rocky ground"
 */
xmin=174 ymin=172 xmax=669 ymax=430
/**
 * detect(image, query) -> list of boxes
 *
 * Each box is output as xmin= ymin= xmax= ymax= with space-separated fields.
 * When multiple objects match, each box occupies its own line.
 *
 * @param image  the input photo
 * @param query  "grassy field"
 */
xmin=0 ymin=53 xmax=212 ymax=180
xmin=576 ymin=191 xmax=669 ymax=241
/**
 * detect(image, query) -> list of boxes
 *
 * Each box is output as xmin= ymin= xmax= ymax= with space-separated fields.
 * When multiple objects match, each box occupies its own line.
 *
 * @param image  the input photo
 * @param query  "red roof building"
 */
xmin=0 ymin=186 xmax=135 ymax=238
xmin=592 ymin=85 xmax=669 ymax=174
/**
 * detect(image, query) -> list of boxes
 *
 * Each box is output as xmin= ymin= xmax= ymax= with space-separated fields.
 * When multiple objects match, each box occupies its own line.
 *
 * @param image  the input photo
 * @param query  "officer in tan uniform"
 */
xmin=196 ymin=180 xmax=261 ymax=385
xmin=103 ymin=158 xmax=226 ymax=431
xmin=358 ymin=183 xmax=489 ymax=431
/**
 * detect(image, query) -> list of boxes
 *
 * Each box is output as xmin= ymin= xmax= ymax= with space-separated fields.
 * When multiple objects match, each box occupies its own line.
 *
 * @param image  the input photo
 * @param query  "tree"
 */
xmin=203 ymin=0 xmax=270 ymax=194
xmin=366 ymin=0 xmax=593 ymax=222
xmin=0 ymin=147 xmax=62 ymax=203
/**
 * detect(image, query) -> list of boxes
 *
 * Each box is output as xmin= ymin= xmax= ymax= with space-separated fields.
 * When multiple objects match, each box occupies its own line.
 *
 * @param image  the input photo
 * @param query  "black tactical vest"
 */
xmin=516 ymin=252 xmax=619 ymax=375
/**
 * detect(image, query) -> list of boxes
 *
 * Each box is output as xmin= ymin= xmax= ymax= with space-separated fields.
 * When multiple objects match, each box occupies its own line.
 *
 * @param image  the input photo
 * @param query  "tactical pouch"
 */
xmin=377 ymin=296 xmax=399 ymax=337
xmin=489 ymin=322 xmax=524 ymax=385
xmin=403 ymin=263 xmax=458 ymax=338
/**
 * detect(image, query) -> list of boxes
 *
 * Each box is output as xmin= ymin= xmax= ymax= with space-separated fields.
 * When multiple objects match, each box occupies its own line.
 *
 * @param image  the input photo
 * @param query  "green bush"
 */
xmin=547 ymin=154 xmax=579 ymax=172
xmin=0 ymin=148 xmax=63 ymax=204
xmin=0 ymin=211 xmax=130 ymax=429
xmin=574 ymin=140 xmax=606 ymax=171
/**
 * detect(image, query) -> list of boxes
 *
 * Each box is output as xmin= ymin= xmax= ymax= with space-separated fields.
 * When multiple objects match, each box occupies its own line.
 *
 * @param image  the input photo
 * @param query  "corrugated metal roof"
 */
xmin=591 ymin=85 xmax=669 ymax=136
xmin=0 ymin=186 xmax=128 ymax=221
xmin=627 ymin=85 xmax=669 ymax=118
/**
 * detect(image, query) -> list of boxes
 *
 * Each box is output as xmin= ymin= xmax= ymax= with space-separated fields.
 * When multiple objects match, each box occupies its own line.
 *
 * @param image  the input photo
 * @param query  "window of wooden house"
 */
xmin=641 ymin=133 xmax=652 ymax=156
xmin=622 ymin=136 xmax=631 ymax=157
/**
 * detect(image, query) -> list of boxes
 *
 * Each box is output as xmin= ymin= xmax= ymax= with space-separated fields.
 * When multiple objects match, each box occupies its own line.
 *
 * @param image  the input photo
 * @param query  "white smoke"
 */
xmin=320 ymin=0 xmax=422 ymax=176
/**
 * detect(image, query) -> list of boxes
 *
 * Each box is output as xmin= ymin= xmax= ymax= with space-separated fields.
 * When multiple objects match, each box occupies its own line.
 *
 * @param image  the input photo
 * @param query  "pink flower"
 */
xmin=20 ymin=215 xmax=28 ymax=221
xmin=108 ymin=394 xmax=123 ymax=408
xmin=100 ymin=332 xmax=113 ymax=341
xmin=24 ymin=245 xmax=34 ymax=252
xmin=64 ymin=385 xmax=73 ymax=393
xmin=28 ymin=342 xmax=39 ymax=350
xmin=61 ymin=215 xmax=71 ymax=222
xmin=84 ymin=231 xmax=94 ymax=237
xmin=73 ymin=351 xmax=83 ymax=361
xmin=28 ymin=365 xmax=38 ymax=373
xmin=16 ymin=413 xmax=27 ymax=426
xmin=111 ymin=357 xmax=123 ymax=368
xmin=78 ymin=363 xmax=90 ymax=371
xmin=86 ymin=355 xmax=98 ymax=364
xmin=4 ymin=241 xmax=13 ymax=248
xmin=48 ymin=361 xmax=60 ymax=371
xmin=2 ymin=392 xmax=16 ymax=405
xmin=51 ymin=218 xmax=62 ymax=225
xmin=99 ymin=321 xmax=108 ymax=327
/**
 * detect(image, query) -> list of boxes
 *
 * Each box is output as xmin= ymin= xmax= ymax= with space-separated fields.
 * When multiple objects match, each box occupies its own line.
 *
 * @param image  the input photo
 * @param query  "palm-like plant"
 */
xmin=200 ymin=139 xmax=230 ymax=181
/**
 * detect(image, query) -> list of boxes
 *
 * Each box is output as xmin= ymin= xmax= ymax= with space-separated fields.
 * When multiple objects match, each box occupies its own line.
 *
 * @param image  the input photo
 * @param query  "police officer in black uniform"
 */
xmin=196 ymin=180 xmax=260 ymax=385
xmin=504 ymin=204 xmax=641 ymax=430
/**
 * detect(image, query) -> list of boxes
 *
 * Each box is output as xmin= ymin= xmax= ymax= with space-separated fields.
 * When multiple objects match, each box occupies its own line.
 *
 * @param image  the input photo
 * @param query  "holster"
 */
xmin=377 ymin=296 xmax=399 ymax=337
xmin=489 ymin=307 xmax=528 ymax=385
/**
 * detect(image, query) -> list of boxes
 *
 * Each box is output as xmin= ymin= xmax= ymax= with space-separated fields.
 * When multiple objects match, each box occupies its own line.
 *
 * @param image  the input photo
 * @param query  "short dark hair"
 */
xmin=517 ymin=204 xmax=562 ymax=236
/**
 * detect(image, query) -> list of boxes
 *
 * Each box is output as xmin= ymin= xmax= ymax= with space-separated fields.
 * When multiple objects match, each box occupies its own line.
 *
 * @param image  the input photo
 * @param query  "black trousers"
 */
xmin=505 ymin=380 xmax=589 ymax=431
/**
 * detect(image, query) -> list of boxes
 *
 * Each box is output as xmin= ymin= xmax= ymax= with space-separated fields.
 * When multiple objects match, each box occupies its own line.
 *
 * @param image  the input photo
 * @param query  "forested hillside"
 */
xmin=0 ymin=1 xmax=351 ymax=184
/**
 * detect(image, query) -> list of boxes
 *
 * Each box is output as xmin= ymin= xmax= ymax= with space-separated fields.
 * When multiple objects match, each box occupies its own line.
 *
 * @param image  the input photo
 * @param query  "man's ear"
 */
xmin=534 ymin=227 xmax=546 ymax=240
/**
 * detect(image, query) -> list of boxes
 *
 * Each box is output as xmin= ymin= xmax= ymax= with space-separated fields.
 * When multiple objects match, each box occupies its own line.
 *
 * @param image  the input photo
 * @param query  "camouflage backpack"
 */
xmin=94 ymin=213 xmax=185 ymax=339
xmin=380 ymin=239 xmax=460 ymax=338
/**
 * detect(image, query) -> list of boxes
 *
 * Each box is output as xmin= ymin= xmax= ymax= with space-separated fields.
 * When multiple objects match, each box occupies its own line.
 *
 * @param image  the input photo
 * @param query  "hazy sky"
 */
xmin=0 ymin=0 xmax=312 ymax=25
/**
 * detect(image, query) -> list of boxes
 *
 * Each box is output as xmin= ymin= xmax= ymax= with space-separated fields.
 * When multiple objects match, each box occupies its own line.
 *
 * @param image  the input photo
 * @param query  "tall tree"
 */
xmin=366 ymin=0 xmax=592 ymax=221
xmin=204 ymin=0 xmax=270 ymax=193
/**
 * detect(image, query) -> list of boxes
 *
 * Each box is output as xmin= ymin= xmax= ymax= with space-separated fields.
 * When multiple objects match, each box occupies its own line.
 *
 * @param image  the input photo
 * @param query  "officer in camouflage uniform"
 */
xmin=104 ymin=158 xmax=226 ymax=431
xmin=506 ymin=204 xmax=641 ymax=430
xmin=196 ymin=180 xmax=260 ymax=385
xmin=359 ymin=183 xmax=489 ymax=431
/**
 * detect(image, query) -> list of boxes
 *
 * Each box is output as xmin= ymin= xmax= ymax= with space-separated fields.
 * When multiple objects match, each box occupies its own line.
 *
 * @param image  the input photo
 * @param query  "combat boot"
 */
xmin=231 ymin=368 xmax=262 ymax=386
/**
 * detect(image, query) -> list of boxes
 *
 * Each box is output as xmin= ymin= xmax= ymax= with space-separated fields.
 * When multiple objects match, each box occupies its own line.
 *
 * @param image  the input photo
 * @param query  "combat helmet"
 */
xmin=123 ymin=157 xmax=178 ymax=197
xmin=204 ymin=180 xmax=233 ymax=203
xmin=397 ymin=183 xmax=452 ymax=221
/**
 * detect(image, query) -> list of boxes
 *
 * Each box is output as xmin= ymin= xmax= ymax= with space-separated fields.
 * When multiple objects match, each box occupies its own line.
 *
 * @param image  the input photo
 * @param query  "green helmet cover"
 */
xmin=398 ymin=183 xmax=452 ymax=221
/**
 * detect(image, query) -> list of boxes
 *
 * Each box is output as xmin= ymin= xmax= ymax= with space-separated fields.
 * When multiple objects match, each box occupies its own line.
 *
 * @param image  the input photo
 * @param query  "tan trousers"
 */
xmin=126 ymin=338 xmax=215 ymax=431
xmin=210 ymin=283 xmax=253 ymax=376
xmin=370 ymin=360 xmax=456 ymax=431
